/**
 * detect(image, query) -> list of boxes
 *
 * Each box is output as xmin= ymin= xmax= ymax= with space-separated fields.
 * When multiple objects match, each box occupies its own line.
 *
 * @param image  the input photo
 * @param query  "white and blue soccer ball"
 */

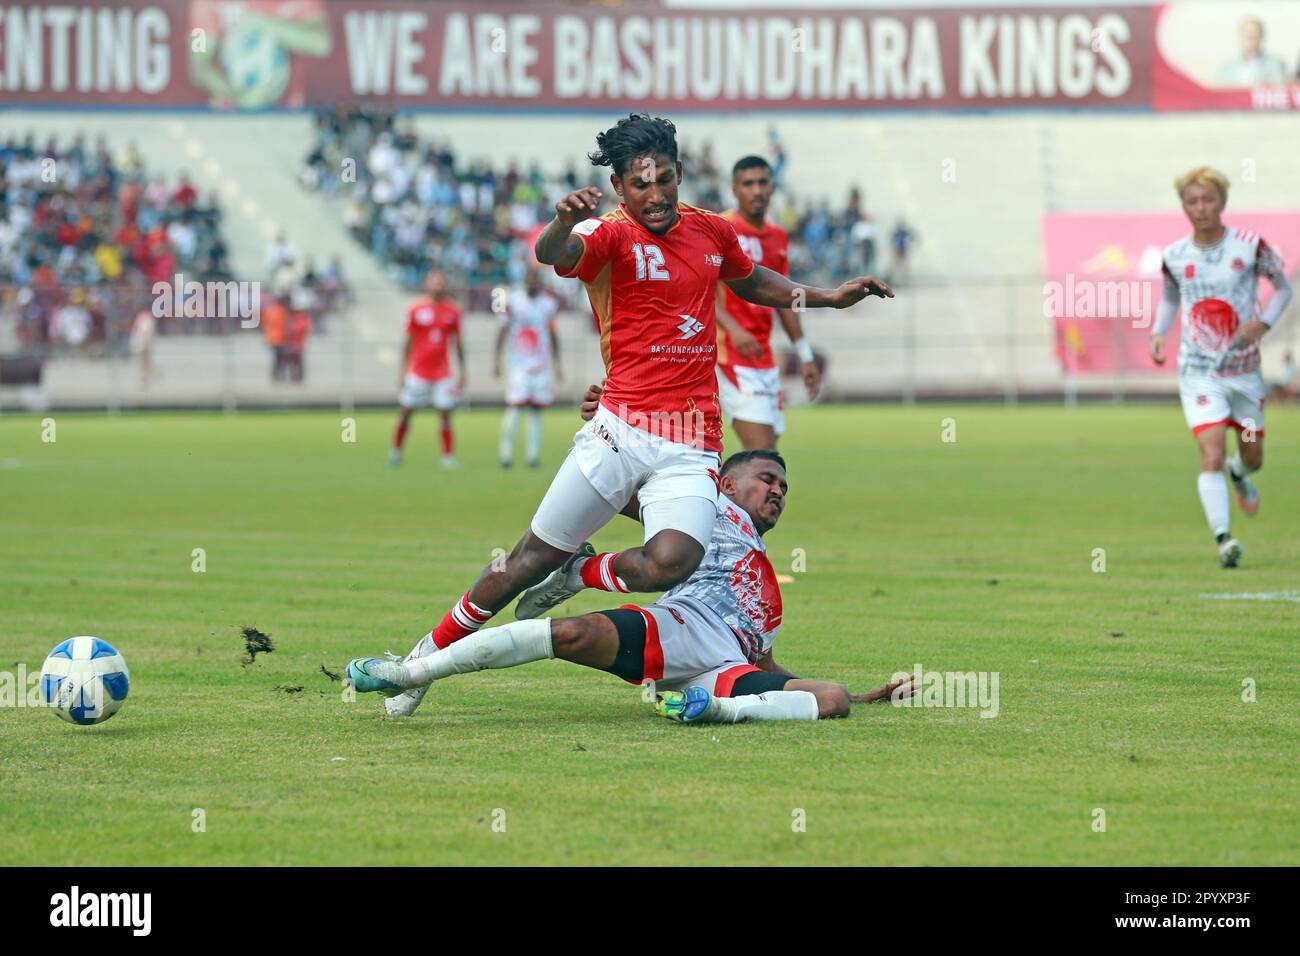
xmin=40 ymin=637 xmax=130 ymax=726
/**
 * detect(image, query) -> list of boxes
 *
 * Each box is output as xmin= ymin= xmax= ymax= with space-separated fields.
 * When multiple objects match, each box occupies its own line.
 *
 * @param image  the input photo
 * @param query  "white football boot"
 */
xmin=383 ymin=632 xmax=437 ymax=716
xmin=1217 ymin=538 xmax=1244 ymax=569
xmin=514 ymin=542 xmax=596 ymax=619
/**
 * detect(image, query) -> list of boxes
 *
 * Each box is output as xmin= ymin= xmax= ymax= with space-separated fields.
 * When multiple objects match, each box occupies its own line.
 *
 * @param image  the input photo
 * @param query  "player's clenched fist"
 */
xmin=554 ymin=187 xmax=603 ymax=227
xmin=579 ymin=381 xmax=603 ymax=421
xmin=829 ymin=276 xmax=894 ymax=308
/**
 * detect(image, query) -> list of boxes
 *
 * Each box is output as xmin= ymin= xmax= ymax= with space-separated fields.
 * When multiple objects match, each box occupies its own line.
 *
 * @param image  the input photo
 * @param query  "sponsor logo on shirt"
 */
xmin=588 ymin=420 xmax=619 ymax=453
xmin=676 ymin=315 xmax=704 ymax=339
xmin=704 ymin=253 xmax=723 ymax=267
xmin=1184 ymin=264 xmax=1196 ymax=279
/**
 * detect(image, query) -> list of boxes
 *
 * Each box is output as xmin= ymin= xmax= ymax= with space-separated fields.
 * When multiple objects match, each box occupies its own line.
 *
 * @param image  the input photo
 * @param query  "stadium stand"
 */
xmin=1 ymin=110 xmax=1296 ymax=410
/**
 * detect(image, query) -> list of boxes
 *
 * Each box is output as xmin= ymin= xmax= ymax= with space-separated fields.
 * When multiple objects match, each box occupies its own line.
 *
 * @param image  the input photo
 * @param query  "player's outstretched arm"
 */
xmin=776 ymin=306 xmax=821 ymax=399
xmin=849 ymin=674 xmax=918 ymax=705
xmin=725 ymin=264 xmax=893 ymax=311
xmin=535 ymin=186 xmax=602 ymax=273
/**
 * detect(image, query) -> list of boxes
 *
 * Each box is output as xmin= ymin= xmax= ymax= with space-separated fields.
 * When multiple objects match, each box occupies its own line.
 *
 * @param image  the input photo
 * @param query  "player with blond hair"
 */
xmin=1150 ymin=166 xmax=1293 ymax=566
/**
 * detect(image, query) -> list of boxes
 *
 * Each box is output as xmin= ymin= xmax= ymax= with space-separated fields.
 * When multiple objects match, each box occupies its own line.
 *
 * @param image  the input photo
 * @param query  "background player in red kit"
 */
xmin=384 ymin=113 xmax=892 ymax=717
xmin=716 ymin=155 xmax=821 ymax=450
xmin=389 ymin=270 xmax=465 ymax=470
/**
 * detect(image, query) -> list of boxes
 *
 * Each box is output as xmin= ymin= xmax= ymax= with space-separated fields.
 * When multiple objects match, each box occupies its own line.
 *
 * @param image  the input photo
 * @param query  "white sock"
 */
xmin=404 ymin=619 xmax=553 ymax=684
xmin=499 ymin=407 xmax=520 ymax=462
xmin=525 ymin=409 xmax=543 ymax=462
xmin=1227 ymin=453 xmax=1255 ymax=482
xmin=1197 ymin=471 xmax=1230 ymax=538
xmin=709 ymin=690 xmax=820 ymax=723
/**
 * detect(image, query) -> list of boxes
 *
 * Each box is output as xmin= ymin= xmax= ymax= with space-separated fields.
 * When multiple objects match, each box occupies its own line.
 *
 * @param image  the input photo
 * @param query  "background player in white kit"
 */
xmin=1150 ymin=167 xmax=1293 ymax=567
xmin=495 ymin=269 xmax=563 ymax=469
xmin=346 ymin=448 xmax=915 ymax=723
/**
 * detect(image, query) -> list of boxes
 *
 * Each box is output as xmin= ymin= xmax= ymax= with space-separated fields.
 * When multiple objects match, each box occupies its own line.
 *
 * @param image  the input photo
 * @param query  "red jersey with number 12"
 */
xmin=557 ymin=202 xmax=753 ymax=453
xmin=718 ymin=210 xmax=789 ymax=370
xmin=406 ymin=297 xmax=461 ymax=381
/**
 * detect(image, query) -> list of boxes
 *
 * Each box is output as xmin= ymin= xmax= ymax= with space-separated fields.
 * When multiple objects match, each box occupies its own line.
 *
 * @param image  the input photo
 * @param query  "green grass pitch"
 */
xmin=0 ymin=405 xmax=1296 ymax=866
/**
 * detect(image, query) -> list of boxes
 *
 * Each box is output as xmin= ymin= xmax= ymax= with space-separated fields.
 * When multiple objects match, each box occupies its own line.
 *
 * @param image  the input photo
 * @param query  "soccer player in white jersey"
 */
xmin=494 ymin=270 xmax=563 ymax=469
xmin=345 ymin=446 xmax=915 ymax=723
xmin=1150 ymin=167 xmax=1293 ymax=567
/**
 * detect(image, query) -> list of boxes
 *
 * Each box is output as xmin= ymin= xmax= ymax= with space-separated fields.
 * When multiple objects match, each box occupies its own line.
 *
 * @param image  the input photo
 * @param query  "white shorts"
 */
xmin=505 ymin=368 xmax=553 ymax=407
xmin=717 ymin=364 xmax=784 ymax=435
xmin=400 ymin=373 xmax=458 ymax=411
xmin=632 ymin=596 xmax=767 ymax=696
xmin=529 ymin=404 xmax=720 ymax=552
xmin=1179 ymin=372 xmax=1266 ymax=437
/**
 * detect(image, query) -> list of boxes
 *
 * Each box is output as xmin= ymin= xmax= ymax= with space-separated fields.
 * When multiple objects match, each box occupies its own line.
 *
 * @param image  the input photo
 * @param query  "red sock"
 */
xmin=440 ymin=421 xmax=453 ymax=456
xmin=579 ymin=552 xmax=629 ymax=593
xmin=393 ymin=418 xmax=409 ymax=451
xmin=431 ymin=592 xmax=493 ymax=649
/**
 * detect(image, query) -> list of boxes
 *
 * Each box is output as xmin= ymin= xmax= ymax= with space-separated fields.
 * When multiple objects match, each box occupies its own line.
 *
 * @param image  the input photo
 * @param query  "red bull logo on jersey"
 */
xmin=730 ymin=548 xmax=782 ymax=637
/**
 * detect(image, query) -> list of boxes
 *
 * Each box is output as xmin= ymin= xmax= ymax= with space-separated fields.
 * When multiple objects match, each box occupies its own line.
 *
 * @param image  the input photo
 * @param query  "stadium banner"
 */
xmin=1042 ymin=212 xmax=1300 ymax=374
xmin=1153 ymin=1 xmax=1300 ymax=112
xmin=0 ymin=0 xmax=1156 ymax=110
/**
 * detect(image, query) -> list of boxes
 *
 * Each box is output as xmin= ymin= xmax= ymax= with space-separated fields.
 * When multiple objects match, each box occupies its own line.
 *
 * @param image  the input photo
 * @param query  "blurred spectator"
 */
xmin=265 ymin=231 xmax=295 ymax=276
xmin=299 ymin=110 xmax=914 ymax=294
xmin=129 ymin=304 xmax=155 ymax=384
xmin=286 ymin=306 xmax=311 ymax=383
xmin=50 ymin=288 xmax=92 ymax=347
xmin=0 ymin=132 xmax=280 ymax=352
xmin=262 ymin=295 xmax=290 ymax=382
xmin=889 ymin=218 xmax=918 ymax=285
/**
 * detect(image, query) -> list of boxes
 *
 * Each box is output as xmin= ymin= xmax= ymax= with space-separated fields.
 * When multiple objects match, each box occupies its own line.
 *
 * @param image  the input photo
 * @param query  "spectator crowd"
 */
xmin=0 ymin=132 xmax=238 ymax=354
xmin=300 ymin=108 xmax=919 ymax=303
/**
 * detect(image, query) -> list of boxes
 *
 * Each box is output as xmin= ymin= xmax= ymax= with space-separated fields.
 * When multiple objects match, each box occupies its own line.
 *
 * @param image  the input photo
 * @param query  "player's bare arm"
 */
xmin=849 ymin=674 xmax=918 ymax=705
xmin=755 ymin=647 xmax=798 ymax=679
xmin=1229 ymin=318 xmax=1271 ymax=350
xmin=776 ymin=306 xmax=822 ymax=399
xmin=726 ymin=264 xmax=893 ymax=310
xmin=398 ymin=335 xmax=412 ymax=386
xmin=535 ymin=186 xmax=602 ymax=272
xmin=715 ymin=283 xmax=763 ymax=362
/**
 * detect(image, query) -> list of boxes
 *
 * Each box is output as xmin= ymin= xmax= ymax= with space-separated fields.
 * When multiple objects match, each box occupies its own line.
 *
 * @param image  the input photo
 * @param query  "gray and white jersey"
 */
xmin=662 ymin=494 xmax=782 ymax=663
xmin=1162 ymin=228 xmax=1284 ymax=378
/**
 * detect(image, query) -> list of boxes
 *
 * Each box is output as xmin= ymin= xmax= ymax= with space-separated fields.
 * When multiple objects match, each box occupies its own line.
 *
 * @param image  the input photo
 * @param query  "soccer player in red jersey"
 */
xmin=389 ymin=270 xmax=465 ymax=470
xmin=384 ymin=114 xmax=892 ymax=717
xmin=716 ymin=155 xmax=821 ymax=450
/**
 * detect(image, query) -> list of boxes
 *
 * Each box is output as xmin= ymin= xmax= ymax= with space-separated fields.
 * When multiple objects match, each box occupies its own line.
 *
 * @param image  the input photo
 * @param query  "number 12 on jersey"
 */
xmin=632 ymin=243 xmax=669 ymax=281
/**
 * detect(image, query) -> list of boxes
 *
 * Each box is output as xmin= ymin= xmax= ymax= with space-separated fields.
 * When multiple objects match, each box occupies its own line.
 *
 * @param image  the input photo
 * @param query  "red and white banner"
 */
xmin=0 ymin=1 xmax=1152 ymax=110
xmin=1153 ymin=1 xmax=1300 ymax=112
xmin=1 ymin=1 xmax=1295 ymax=112
xmin=1043 ymin=212 xmax=1300 ymax=374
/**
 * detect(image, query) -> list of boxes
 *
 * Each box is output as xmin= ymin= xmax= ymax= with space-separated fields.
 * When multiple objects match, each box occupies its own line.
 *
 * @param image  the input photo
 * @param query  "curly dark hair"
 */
xmin=720 ymin=448 xmax=787 ymax=478
xmin=588 ymin=114 xmax=679 ymax=177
